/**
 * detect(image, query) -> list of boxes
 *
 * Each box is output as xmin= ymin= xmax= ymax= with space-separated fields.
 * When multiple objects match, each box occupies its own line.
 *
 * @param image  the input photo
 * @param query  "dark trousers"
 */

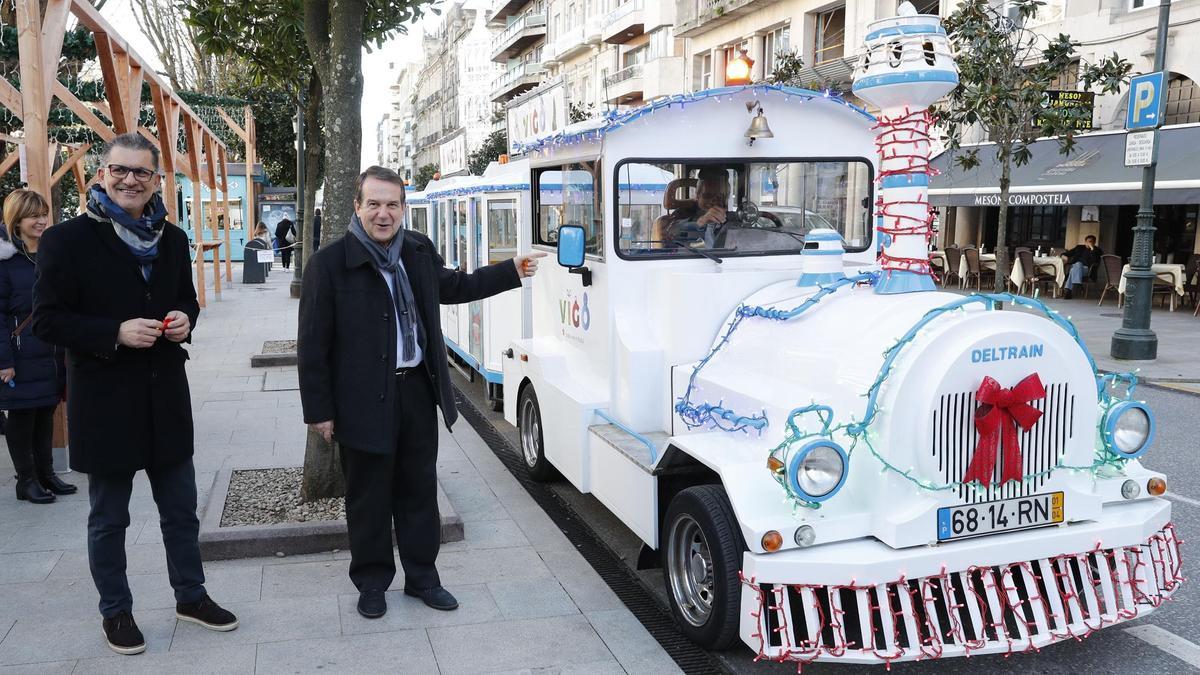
xmin=280 ymin=248 xmax=293 ymax=269
xmin=341 ymin=368 xmax=441 ymax=592
xmin=6 ymin=405 xmax=55 ymax=479
xmin=87 ymin=458 xmax=206 ymax=618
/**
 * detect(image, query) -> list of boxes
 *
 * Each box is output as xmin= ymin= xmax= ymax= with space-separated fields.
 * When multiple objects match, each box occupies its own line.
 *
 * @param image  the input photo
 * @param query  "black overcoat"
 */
xmin=298 ymin=230 xmax=520 ymax=455
xmin=0 ymin=239 xmax=64 ymax=410
xmin=32 ymin=213 xmax=200 ymax=475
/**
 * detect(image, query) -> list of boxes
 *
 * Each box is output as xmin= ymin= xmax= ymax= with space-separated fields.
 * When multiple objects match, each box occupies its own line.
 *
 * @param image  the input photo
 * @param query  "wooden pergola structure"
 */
xmin=1 ymin=0 xmax=247 ymax=307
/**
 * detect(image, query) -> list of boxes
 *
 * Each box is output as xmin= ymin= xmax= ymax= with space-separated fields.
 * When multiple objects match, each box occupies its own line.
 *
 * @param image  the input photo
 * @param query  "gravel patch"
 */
xmin=261 ymin=340 xmax=297 ymax=354
xmin=220 ymin=467 xmax=344 ymax=527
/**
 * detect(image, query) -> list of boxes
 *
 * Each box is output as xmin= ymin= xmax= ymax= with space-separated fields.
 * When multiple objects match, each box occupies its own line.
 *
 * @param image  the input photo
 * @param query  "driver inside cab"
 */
xmin=651 ymin=168 xmax=729 ymax=249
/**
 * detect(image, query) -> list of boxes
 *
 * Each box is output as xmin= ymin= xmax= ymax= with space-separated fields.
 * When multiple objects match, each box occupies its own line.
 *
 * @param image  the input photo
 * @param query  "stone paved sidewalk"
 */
xmin=0 ymin=266 xmax=681 ymax=674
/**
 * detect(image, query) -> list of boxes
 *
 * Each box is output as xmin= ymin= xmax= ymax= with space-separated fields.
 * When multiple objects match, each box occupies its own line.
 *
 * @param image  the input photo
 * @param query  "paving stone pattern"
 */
xmin=0 ymin=267 xmax=681 ymax=674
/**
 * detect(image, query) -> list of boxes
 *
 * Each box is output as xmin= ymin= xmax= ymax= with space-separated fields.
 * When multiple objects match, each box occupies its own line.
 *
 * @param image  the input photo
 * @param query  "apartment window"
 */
xmin=624 ymin=45 xmax=647 ymax=68
xmin=1048 ymin=61 xmax=1080 ymax=90
xmin=762 ymin=26 xmax=791 ymax=77
xmin=647 ymin=27 xmax=674 ymax=62
xmin=813 ymin=6 xmax=846 ymax=65
xmin=693 ymin=52 xmax=712 ymax=90
xmin=1131 ymin=0 xmax=1157 ymax=9
xmin=1164 ymin=75 xmax=1200 ymax=125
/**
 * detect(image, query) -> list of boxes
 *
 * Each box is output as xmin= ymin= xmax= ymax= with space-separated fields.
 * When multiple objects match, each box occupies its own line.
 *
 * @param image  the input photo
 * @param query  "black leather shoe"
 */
xmin=102 ymin=610 xmax=146 ymax=655
xmin=357 ymin=590 xmax=387 ymax=618
xmin=1062 ymin=288 xmax=1073 ymax=300
xmin=39 ymin=474 xmax=77 ymax=495
xmin=404 ymin=586 xmax=458 ymax=611
xmin=176 ymin=594 xmax=239 ymax=631
xmin=15 ymin=476 xmax=55 ymax=503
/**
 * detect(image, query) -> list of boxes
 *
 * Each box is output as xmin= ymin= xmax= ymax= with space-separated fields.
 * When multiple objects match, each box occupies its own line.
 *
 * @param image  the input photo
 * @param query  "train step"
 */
xmin=588 ymin=424 xmax=671 ymax=474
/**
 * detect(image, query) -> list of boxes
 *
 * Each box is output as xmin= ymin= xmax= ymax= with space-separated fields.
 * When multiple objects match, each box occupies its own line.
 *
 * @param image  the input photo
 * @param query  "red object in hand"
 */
xmin=162 ymin=317 xmax=172 ymax=329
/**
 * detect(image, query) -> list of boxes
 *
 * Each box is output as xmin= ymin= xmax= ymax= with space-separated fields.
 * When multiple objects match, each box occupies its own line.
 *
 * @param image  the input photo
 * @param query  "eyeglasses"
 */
xmin=105 ymin=164 xmax=158 ymax=182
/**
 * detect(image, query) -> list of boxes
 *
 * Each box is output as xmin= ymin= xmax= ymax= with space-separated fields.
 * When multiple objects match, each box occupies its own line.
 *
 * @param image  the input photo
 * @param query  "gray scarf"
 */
xmin=348 ymin=214 xmax=421 ymax=362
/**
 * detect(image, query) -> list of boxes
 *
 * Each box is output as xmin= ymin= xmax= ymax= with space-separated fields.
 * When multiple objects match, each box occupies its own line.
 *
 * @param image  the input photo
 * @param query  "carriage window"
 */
xmin=455 ymin=199 xmax=468 ymax=270
xmin=430 ymin=204 xmax=443 ymax=257
xmin=616 ymin=160 xmax=872 ymax=258
xmin=409 ymin=206 xmax=429 ymax=236
xmin=536 ymin=161 xmax=603 ymax=256
xmin=473 ymin=198 xmax=484 ymax=272
xmin=488 ymin=198 xmax=518 ymax=264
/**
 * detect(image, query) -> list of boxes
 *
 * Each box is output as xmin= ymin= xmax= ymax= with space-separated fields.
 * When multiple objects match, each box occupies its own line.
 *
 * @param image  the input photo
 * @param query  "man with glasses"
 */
xmin=33 ymin=133 xmax=238 ymax=655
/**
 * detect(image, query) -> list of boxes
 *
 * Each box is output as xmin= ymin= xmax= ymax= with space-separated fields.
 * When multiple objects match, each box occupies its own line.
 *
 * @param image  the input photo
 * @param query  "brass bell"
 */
xmin=745 ymin=107 xmax=774 ymax=145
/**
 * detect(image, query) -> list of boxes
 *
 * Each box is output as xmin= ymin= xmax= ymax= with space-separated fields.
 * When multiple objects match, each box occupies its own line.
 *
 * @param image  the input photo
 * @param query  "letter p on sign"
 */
xmin=1127 ymin=72 xmax=1165 ymax=130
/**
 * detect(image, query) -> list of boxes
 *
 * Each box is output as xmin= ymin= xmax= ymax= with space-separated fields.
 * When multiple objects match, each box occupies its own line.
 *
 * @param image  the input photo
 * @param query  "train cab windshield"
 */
xmin=615 ymin=159 xmax=873 ymax=259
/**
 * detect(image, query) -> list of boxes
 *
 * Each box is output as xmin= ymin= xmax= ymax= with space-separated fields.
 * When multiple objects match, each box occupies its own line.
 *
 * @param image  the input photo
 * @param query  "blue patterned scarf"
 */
xmin=87 ymin=185 xmax=168 ymax=278
xmin=348 ymin=214 xmax=422 ymax=362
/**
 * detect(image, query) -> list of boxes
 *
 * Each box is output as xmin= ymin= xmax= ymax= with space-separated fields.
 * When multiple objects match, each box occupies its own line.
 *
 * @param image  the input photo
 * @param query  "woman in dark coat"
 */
xmin=274 ymin=217 xmax=297 ymax=269
xmin=0 ymin=189 xmax=72 ymax=503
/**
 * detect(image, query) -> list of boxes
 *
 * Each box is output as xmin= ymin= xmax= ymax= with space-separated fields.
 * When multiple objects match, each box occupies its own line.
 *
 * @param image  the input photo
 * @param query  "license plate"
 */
xmin=937 ymin=492 xmax=1064 ymax=541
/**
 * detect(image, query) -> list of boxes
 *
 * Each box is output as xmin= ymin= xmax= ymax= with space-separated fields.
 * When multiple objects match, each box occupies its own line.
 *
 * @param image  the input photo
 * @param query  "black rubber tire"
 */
xmin=517 ymin=386 xmax=556 ymax=481
xmin=662 ymin=484 xmax=746 ymax=650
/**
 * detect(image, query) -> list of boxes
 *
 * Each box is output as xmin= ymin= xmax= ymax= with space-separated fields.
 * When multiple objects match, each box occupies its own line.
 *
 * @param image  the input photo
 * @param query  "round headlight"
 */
xmin=1105 ymin=401 xmax=1155 ymax=458
xmin=787 ymin=441 xmax=848 ymax=502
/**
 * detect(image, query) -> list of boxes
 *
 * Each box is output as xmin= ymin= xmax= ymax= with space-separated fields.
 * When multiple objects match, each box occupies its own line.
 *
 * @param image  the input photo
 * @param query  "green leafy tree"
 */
xmin=466 ymin=131 xmax=507 ymax=176
xmin=763 ymin=50 xmax=849 ymax=95
xmin=935 ymin=0 xmax=1130 ymax=294
xmin=414 ymin=163 xmax=439 ymax=190
xmin=568 ymin=102 xmax=595 ymax=123
xmin=187 ymin=0 xmax=436 ymax=501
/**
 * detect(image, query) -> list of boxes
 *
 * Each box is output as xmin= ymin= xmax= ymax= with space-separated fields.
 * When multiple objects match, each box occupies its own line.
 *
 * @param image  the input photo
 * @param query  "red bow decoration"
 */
xmin=963 ymin=373 xmax=1046 ymax=486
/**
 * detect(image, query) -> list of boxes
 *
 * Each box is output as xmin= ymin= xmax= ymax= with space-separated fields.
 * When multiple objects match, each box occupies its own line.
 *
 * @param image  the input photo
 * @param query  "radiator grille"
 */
xmin=930 ymin=383 xmax=1075 ymax=503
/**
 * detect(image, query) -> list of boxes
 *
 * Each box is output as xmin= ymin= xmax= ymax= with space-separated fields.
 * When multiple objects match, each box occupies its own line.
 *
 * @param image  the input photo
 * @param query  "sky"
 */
xmin=100 ymin=0 xmax=445 ymax=173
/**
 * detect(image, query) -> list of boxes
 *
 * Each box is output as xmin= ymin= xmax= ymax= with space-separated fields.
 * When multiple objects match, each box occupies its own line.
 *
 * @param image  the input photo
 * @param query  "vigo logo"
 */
xmin=559 ymin=292 xmax=591 ymax=331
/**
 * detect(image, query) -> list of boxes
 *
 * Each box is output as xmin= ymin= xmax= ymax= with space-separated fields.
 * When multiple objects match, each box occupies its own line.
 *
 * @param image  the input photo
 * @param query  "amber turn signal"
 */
xmin=1147 ymin=477 xmax=1167 ymax=496
xmin=761 ymin=530 xmax=783 ymax=552
xmin=767 ymin=456 xmax=785 ymax=474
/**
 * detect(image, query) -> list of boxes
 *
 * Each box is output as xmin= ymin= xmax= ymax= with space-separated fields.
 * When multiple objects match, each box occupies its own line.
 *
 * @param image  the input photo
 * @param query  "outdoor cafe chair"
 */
xmin=963 ymin=247 xmax=983 ymax=291
xmin=1098 ymin=254 xmax=1123 ymax=307
xmin=1183 ymin=253 xmax=1199 ymax=309
xmin=943 ymin=246 xmax=962 ymax=288
xmin=1017 ymin=249 xmax=1054 ymax=297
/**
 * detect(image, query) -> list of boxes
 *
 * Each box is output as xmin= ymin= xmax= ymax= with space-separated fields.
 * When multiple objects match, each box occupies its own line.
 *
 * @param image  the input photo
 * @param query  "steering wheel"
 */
xmin=756 ymin=212 xmax=784 ymax=228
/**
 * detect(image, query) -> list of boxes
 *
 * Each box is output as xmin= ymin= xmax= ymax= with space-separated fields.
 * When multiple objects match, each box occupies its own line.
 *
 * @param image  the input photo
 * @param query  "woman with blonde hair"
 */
xmin=0 ymin=188 xmax=72 ymax=503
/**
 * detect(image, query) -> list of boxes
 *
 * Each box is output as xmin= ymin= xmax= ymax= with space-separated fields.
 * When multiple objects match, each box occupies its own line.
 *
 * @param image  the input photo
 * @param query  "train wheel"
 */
xmin=662 ymin=485 xmax=745 ymax=649
xmin=518 ymin=386 xmax=555 ymax=481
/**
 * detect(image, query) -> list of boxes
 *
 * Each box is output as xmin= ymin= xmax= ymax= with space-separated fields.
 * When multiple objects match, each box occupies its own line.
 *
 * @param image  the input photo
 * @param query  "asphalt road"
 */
xmin=452 ymin=369 xmax=1200 ymax=673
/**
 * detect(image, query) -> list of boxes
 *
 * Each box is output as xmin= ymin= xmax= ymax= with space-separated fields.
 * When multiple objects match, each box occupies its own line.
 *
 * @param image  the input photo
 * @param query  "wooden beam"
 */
xmin=206 ymin=132 xmax=221 ymax=294
xmin=17 ymin=0 xmax=51 ymax=199
xmin=51 ymin=80 xmax=115 ymax=143
xmin=91 ymin=99 xmax=112 ymax=122
xmin=127 ymin=62 xmax=144 ymax=133
xmin=40 ymin=0 xmax=71 ymax=109
xmin=0 ymin=152 xmax=20 ymax=178
xmin=151 ymin=85 xmax=179 ymax=223
xmin=71 ymin=159 xmax=85 ymax=194
xmin=216 ymin=107 xmax=246 ymax=141
xmin=93 ymin=32 xmax=130 ymax=135
xmin=51 ymin=142 xmax=90 ymax=186
xmin=184 ymin=118 xmax=207 ymax=307
xmin=244 ymin=105 xmax=256 ymax=238
xmin=0 ymin=78 xmax=23 ymax=120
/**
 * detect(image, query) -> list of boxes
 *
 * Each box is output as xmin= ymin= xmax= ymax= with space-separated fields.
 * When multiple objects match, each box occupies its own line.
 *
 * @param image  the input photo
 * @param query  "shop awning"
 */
xmin=929 ymin=124 xmax=1200 ymax=207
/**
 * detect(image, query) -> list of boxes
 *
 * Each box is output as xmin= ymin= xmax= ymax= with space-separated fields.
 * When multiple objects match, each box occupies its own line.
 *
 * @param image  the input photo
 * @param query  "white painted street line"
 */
xmin=1165 ymin=493 xmax=1200 ymax=508
xmin=1124 ymin=625 xmax=1200 ymax=669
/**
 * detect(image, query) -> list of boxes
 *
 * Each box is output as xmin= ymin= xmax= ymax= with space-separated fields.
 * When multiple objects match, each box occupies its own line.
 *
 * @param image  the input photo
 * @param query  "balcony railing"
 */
xmin=604 ymin=0 xmax=643 ymax=27
xmin=549 ymin=24 xmax=585 ymax=59
xmin=603 ymin=63 xmax=643 ymax=88
xmin=493 ymin=62 xmax=544 ymax=91
xmin=493 ymin=12 xmax=547 ymax=52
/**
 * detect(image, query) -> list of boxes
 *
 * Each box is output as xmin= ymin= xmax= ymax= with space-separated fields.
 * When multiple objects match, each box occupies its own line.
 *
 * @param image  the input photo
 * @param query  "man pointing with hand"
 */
xmin=299 ymin=166 xmax=544 ymax=619
xmin=34 ymin=133 xmax=238 ymax=655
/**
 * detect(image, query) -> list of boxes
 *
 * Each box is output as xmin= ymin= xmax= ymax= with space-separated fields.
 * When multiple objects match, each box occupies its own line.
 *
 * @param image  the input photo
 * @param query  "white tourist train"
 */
xmin=408 ymin=5 xmax=1181 ymax=666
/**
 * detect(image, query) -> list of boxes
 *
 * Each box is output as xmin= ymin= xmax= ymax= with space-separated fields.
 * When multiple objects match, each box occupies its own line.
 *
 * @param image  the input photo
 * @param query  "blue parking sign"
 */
xmin=1127 ymin=72 xmax=1165 ymax=130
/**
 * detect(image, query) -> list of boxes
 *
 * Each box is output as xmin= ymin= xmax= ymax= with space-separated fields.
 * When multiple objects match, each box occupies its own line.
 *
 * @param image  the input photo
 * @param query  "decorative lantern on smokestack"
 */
xmin=851 ymin=1 xmax=958 ymax=294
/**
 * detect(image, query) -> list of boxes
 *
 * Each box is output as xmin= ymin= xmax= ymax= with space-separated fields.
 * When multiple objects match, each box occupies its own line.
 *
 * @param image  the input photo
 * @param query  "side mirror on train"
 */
xmin=556 ymin=224 xmax=592 ymax=286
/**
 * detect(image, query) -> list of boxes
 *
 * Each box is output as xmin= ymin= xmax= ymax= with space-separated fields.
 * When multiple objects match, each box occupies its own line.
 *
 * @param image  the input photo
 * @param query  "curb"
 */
xmin=250 ymin=352 xmax=298 ymax=367
xmin=198 ymin=468 xmax=465 ymax=560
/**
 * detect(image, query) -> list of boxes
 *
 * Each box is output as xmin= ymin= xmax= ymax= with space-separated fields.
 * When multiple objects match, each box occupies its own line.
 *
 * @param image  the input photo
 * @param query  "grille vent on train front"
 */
xmin=930 ymin=383 xmax=1075 ymax=503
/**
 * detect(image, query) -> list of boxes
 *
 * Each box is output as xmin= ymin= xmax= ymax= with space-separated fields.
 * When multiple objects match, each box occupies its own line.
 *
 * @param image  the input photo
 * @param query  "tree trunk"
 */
xmin=300 ymin=72 xmax=323 ymax=271
xmin=994 ymin=148 xmax=1012 ymax=301
xmin=298 ymin=0 xmax=364 ymax=501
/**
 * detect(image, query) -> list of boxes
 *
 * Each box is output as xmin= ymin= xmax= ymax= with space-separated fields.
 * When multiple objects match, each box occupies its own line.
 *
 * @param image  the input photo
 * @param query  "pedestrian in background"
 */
xmin=298 ymin=166 xmax=545 ymax=619
xmin=275 ymin=217 xmax=297 ymax=269
xmin=33 ymin=133 xmax=238 ymax=655
xmin=0 ymin=188 xmax=72 ymax=504
xmin=312 ymin=208 xmax=322 ymax=251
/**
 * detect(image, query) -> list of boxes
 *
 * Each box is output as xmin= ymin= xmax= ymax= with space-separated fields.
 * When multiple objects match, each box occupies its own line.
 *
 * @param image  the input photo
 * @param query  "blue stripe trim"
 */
xmin=865 ymin=24 xmax=946 ymax=40
xmin=443 ymin=337 xmax=504 ymax=384
xmin=881 ymin=173 xmax=929 ymax=189
xmin=874 ymin=269 xmax=936 ymax=294
xmin=805 ymin=231 xmax=842 ymax=242
xmin=852 ymin=70 xmax=959 ymax=92
xmin=797 ymin=271 xmax=847 ymax=287
xmin=425 ymin=183 xmax=531 ymax=200
xmin=801 ymin=249 xmax=844 ymax=256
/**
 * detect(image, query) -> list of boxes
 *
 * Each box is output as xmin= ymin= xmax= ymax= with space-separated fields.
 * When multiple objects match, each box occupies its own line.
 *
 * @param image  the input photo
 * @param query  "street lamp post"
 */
xmin=1111 ymin=0 xmax=1171 ymax=361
